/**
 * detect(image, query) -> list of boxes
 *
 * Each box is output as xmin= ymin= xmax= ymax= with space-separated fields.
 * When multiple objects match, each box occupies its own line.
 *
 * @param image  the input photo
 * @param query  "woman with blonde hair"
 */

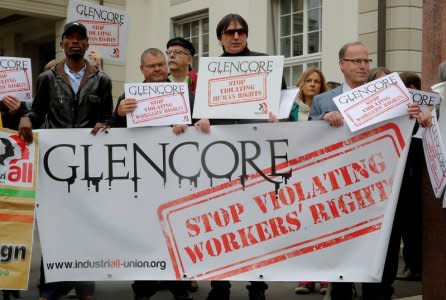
xmin=291 ymin=66 xmax=329 ymax=295
xmin=289 ymin=66 xmax=328 ymax=122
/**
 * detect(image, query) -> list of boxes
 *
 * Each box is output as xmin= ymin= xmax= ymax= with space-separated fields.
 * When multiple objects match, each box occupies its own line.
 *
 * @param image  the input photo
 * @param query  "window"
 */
xmin=173 ymin=12 xmax=209 ymax=71
xmin=279 ymin=0 xmax=322 ymax=87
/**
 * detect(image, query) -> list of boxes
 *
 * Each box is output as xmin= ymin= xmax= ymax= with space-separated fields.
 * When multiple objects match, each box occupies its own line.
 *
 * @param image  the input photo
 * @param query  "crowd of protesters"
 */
xmin=0 ymin=12 xmax=438 ymax=300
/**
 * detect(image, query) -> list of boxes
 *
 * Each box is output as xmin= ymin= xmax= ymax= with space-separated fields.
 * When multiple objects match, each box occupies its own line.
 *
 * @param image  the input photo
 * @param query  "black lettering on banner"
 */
xmin=43 ymin=139 xmax=291 ymax=194
xmin=207 ymin=60 xmax=274 ymax=75
xmin=0 ymin=58 xmax=29 ymax=70
xmin=0 ymin=244 xmax=27 ymax=262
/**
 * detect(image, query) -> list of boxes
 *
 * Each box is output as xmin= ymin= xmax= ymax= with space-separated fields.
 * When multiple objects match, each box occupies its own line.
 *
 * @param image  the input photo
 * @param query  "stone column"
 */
xmin=421 ymin=1 xmax=446 ymax=299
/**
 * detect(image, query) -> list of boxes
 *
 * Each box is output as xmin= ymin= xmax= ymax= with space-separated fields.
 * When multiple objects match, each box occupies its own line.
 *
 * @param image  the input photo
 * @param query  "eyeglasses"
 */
xmin=342 ymin=58 xmax=373 ymax=65
xmin=144 ymin=62 xmax=166 ymax=69
xmin=222 ymin=28 xmax=248 ymax=36
xmin=165 ymin=49 xmax=191 ymax=56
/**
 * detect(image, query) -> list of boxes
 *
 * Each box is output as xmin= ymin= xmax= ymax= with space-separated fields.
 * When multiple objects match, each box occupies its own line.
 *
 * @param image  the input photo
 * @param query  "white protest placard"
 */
xmin=278 ymin=88 xmax=299 ymax=119
xmin=36 ymin=116 xmax=413 ymax=282
xmin=408 ymin=88 xmax=441 ymax=138
xmin=431 ymin=82 xmax=446 ymax=206
xmin=333 ymin=72 xmax=411 ymax=132
xmin=422 ymin=109 xmax=446 ymax=200
xmin=0 ymin=57 xmax=32 ymax=102
xmin=193 ymin=56 xmax=284 ymax=119
xmin=432 ymin=82 xmax=446 ymax=142
xmin=125 ymin=82 xmax=191 ymax=127
xmin=67 ymin=0 xmax=130 ymax=63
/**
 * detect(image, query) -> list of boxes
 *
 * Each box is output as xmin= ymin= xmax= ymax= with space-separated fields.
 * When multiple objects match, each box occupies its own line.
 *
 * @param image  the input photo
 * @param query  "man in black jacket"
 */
xmin=205 ymin=13 xmax=285 ymax=300
xmin=18 ymin=22 xmax=112 ymax=300
xmin=19 ymin=22 xmax=112 ymax=144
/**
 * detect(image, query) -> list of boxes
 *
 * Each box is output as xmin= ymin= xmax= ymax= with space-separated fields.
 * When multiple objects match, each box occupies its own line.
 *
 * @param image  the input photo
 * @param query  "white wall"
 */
xmin=125 ymin=0 xmax=270 ymax=83
xmin=321 ymin=0 xmax=359 ymax=83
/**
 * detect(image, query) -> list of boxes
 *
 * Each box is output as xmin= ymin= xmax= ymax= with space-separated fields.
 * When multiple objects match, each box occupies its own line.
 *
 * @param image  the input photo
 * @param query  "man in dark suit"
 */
xmin=309 ymin=41 xmax=426 ymax=300
xmin=309 ymin=41 xmax=370 ymax=125
xmin=309 ymin=41 xmax=370 ymax=300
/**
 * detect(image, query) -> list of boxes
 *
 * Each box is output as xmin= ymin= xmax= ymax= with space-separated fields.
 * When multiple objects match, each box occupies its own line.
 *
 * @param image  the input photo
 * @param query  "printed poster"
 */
xmin=67 ymin=0 xmax=130 ymax=63
xmin=0 ymin=57 xmax=33 ymax=102
xmin=278 ymin=88 xmax=299 ymax=119
xmin=125 ymin=82 xmax=191 ymax=127
xmin=422 ymin=109 xmax=446 ymax=200
xmin=408 ymin=88 xmax=441 ymax=139
xmin=193 ymin=56 xmax=284 ymax=119
xmin=333 ymin=72 xmax=411 ymax=132
xmin=0 ymin=129 xmax=38 ymax=289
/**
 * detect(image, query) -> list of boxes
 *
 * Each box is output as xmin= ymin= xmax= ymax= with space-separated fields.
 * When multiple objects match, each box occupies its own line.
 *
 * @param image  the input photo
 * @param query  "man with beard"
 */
xmin=18 ymin=22 xmax=113 ymax=300
xmin=166 ymin=37 xmax=197 ymax=93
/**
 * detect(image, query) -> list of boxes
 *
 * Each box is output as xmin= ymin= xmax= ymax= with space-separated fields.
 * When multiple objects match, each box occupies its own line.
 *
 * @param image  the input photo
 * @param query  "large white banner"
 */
xmin=193 ymin=56 xmax=284 ymax=119
xmin=67 ymin=0 xmax=130 ymax=63
xmin=36 ymin=117 xmax=413 ymax=283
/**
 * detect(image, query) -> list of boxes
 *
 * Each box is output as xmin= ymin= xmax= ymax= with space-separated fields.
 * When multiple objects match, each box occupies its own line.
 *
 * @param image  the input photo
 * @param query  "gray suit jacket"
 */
xmin=439 ymin=60 xmax=446 ymax=82
xmin=309 ymin=85 xmax=343 ymax=120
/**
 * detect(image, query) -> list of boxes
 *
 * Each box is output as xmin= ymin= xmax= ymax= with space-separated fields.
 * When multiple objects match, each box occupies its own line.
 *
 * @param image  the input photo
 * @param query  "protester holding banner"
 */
xmin=166 ymin=37 xmax=198 ymax=93
xmin=310 ymin=41 xmax=383 ymax=300
xmin=17 ymin=21 xmax=112 ymax=300
xmin=113 ymin=47 xmax=209 ymax=135
xmin=287 ymin=67 xmax=329 ymax=295
xmin=19 ymin=22 xmax=112 ymax=143
xmin=309 ymin=41 xmax=428 ymax=300
xmin=165 ymin=38 xmax=200 ymax=292
xmin=112 ymin=47 xmax=204 ymax=300
xmin=202 ymin=13 xmax=288 ymax=300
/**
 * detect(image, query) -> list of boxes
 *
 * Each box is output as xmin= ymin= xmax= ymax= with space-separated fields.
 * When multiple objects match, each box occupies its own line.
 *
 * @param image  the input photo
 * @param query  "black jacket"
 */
xmin=26 ymin=59 xmax=113 ymax=129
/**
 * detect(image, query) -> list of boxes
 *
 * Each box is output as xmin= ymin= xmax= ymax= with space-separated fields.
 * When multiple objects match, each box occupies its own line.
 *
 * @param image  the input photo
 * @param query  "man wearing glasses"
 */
xmin=204 ymin=13 xmax=285 ymax=300
xmin=309 ymin=42 xmax=424 ymax=300
xmin=166 ymin=37 xmax=198 ymax=93
xmin=112 ymin=48 xmax=198 ymax=300
xmin=309 ymin=41 xmax=371 ymax=126
xmin=308 ymin=41 xmax=372 ymax=300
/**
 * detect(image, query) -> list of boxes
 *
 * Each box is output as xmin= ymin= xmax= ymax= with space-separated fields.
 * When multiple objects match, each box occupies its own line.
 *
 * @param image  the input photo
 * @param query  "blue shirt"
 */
xmin=64 ymin=63 xmax=86 ymax=94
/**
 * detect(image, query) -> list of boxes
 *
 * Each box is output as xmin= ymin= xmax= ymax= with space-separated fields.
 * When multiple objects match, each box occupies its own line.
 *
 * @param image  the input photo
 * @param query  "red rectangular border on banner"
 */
xmin=130 ymin=93 xmax=189 ymax=124
xmin=158 ymin=122 xmax=406 ymax=280
xmin=208 ymin=73 xmax=267 ymax=107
